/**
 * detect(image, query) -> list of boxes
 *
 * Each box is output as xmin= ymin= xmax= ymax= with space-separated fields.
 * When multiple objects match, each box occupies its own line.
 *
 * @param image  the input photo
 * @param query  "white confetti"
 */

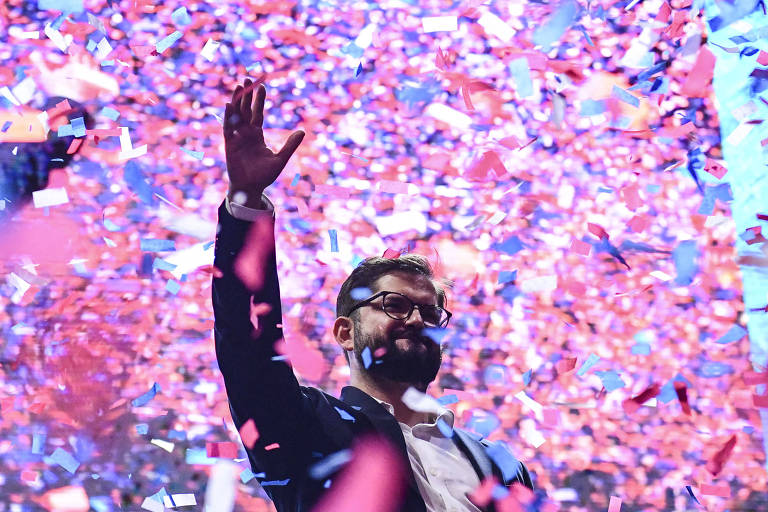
xmin=477 ymin=11 xmax=514 ymax=43
xmin=164 ymin=494 xmax=197 ymax=508
xmin=200 ymin=39 xmax=221 ymax=62
xmin=32 ymin=187 xmax=69 ymax=208
xmin=424 ymin=103 xmax=473 ymax=130
xmin=421 ymin=16 xmax=458 ymax=33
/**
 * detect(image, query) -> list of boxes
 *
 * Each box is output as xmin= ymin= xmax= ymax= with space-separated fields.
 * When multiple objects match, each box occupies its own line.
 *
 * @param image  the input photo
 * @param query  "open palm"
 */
xmin=224 ymin=79 xmax=305 ymax=207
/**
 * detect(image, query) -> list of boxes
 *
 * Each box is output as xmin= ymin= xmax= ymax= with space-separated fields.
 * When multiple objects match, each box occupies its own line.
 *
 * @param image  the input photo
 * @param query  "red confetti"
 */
xmin=674 ymin=381 xmax=692 ymax=415
xmin=622 ymin=383 xmax=661 ymax=415
xmin=206 ymin=442 xmax=239 ymax=458
xmin=706 ymin=434 xmax=737 ymax=476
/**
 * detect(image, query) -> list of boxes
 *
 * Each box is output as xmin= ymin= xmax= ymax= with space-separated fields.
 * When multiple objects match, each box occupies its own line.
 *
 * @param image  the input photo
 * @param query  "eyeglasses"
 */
xmin=347 ymin=291 xmax=452 ymax=328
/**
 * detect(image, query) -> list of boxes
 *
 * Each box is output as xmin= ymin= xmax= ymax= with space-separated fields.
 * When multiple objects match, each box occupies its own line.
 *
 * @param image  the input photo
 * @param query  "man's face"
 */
xmin=351 ymin=271 xmax=444 ymax=388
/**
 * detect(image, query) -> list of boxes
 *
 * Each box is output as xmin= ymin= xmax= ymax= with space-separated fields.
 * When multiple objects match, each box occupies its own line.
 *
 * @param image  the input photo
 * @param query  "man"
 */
xmin=213 ymin=79 xmax=533 ymax=512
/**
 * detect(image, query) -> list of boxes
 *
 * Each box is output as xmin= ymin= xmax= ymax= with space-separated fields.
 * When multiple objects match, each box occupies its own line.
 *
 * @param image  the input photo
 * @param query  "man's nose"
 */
xmin=405 ymin=306 xmax=425 ymax=327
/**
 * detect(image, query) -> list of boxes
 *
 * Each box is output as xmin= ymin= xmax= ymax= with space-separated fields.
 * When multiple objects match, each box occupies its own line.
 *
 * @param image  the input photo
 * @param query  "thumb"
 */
xmin=276 ymin=130 xmax=305 ymax=167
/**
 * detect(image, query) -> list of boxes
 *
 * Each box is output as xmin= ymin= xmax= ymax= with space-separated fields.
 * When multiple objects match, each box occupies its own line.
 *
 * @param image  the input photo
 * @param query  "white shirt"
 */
xmin=227 ymin=196 xmax=482 ymax=511
xmin=375 ymin=398 xmax=483 ymax=512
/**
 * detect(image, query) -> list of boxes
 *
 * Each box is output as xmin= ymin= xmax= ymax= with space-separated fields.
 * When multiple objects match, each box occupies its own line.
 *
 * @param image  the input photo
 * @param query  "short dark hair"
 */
xmin=336 ymin=254 xmax=452 ymax=363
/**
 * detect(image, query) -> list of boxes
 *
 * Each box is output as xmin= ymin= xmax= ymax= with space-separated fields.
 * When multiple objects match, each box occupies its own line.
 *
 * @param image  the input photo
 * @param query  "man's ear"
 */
xmin=333 ymin=316 xmax=354 ymax=353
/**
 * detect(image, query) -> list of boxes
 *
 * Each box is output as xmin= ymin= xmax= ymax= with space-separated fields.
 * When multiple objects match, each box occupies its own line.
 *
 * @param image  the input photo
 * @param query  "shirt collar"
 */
xmin=372 ymin=396 xmax=455 ymax=431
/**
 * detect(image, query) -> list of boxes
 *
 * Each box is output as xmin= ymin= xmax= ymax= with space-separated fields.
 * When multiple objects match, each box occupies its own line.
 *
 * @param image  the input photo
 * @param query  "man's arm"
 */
xmin=213 ymin=79 xmax=307 ymax=479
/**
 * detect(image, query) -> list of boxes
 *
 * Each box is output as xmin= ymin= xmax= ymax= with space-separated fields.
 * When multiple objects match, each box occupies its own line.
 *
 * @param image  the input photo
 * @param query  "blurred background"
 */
xmin=0 ymin=0 xmax=766 ymax=510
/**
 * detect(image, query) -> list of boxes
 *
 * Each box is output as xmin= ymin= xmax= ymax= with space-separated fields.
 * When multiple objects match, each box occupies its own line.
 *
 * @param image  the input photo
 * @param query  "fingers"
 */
xmin=252 ymin=84 xmax=266 ymax=127
xmin=277 ymin=130 xmax=305 ymax=166
xmin=223 ymin=103 xmax=235 ymax=137
xmin=231 ymin=84 xmax=243 ymax=112
xmin=241 ymin=78 xmax=253 ymax=125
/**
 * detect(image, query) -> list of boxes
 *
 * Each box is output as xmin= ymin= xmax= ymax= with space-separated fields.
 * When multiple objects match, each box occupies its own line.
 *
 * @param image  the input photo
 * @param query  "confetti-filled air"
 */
xmin=1 ymin=0 xmax=767 ymax=510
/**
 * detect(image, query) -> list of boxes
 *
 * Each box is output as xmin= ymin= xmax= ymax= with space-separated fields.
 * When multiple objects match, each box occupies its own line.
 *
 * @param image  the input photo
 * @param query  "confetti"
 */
xmin=421 ymin=16 xmax=458 ymax=33
xmin=49 ymin=448 xmax=79 ymax=474
xmin=32 ymin=187 xmax=68 ymax=208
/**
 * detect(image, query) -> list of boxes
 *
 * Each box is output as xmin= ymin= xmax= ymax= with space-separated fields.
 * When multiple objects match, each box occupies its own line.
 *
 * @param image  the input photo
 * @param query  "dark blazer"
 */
xmin=213 ymin=202 xmax=533 ymax=512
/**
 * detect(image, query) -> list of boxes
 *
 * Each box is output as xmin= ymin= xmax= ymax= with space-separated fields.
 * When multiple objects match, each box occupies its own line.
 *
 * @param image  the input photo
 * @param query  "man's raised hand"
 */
xmin=224 ymin=79 xmax=305 ymax=208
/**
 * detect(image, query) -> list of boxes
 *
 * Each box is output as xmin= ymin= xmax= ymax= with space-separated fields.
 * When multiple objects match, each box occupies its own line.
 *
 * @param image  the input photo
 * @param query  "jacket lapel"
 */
xmin=452 ymin=429 xmax=496 ymax=483
xmin=340 ymin=386 xmax=427 ymax=512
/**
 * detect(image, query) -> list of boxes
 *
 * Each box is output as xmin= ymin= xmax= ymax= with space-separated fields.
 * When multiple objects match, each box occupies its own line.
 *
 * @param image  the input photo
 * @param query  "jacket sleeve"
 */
xmin=212 ymin=200 xmax=314 ymax=481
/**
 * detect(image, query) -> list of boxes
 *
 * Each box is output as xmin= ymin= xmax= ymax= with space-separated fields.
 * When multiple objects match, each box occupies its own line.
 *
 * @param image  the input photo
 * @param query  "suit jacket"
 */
xmin=212 ymin=201 xmax=533 ymax=512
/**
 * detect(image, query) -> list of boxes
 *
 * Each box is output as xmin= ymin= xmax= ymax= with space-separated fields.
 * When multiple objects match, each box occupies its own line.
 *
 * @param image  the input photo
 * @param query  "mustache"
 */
xmin=392 ymin=330 xmax=434 ymax=345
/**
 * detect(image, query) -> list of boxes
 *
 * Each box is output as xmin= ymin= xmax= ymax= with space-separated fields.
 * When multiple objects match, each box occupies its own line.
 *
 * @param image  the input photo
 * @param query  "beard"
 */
xmin=352 ymin=319 xmax=443 ymax=388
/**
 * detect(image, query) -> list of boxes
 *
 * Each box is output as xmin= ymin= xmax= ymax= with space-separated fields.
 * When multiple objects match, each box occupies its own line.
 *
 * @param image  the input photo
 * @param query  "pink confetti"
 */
xmin=206 ymin=442 xmax=239 ymax=458
xmin=239 ymin=419 xmax=259 ymax=449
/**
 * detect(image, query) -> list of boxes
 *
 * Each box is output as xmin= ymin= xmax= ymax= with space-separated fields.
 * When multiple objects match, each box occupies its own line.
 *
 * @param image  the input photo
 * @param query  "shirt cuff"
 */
xmin=225 ymin=193 xmax=275 ymax=221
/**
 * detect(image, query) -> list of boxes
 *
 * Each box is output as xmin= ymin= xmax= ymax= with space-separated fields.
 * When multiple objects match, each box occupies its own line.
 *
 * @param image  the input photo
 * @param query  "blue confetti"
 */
xmin=361 ymin=346 xmax=372 ymax=368
xmin=180 ymin=147 xmax=204 ymax=160
xmin=612 ymin=85 xmax=640 ymax=107
xmin=329 ymin=229 xmax=338 ymax=252
xmin=103 ymin=219 xmax=121 ymax=232
xmin=32 ymin=432 xmax=46 ymax=454
xmin=308 ymin=449 xmax=352 ymax=479
xmin=637 ymin=61 xmax=667 ymax=81
xmin=509 ymin=58 xmax=533 ymax=98
xmin=423 ymin=327 xmax=449 ymax=344
xmin=57 ymin=124 xmax=74 ymax=137
xmin=351 ymin=287 xmax=372 ymax=300
xmin=493 ymin=236 xmax=524 ymax=255
xmin=631 ymin=343 xmax=651 ymax=355
xmin=50 ymin=447 xmax=79 ymax=473
xmin=166 ymin=280 xmax=181 ymax=294
xmin=658 ymin=374 xmax=692 ymax=403
xmin=184 ymin=448 xmax=217 ymax=465
xmin=483 ymin=364 xmax=508 ymax=387
xmin=261 ymin=479 xmax=291 ymax=486
xmin=532 ymin=0 xmax=579 ymax=49
xmin=485 ymin=441 xmax=521 ymax=483
xmin=466 ymin=410 xmax=500 ymax=438
xmin=498 ymin=270 xmax=518 ymax=284
xmin=156 ymin=31 xmax=183 ymax=53
xmin=324 ymin=479 xmax=332 ymax=488
xmin=672 ymin=240 xmax=698 ymax=285
xmin=140 ymin=239 xmax=176 ymax=252
xmin=131 ymin=382 xmax=161 ymax=407
xmin=716 ymin=324 xmax=748 ymax=344
xmin=71 ymin=117 xmax=86 ymax=137
xmin=436 ymin=417 xmax=454 ymax=438
xmin=86 ymin=39 xmax=96 ymax=52
xmin=153 ymin=258 xmax=177 ymax=271
xmin=38 ymin=0 xmax=83 ymax=13
xmin=1 ymin=121 xmax=12 ymax=133
xmin=136 ymin=424 xmax=149 ymax=435
xmin=123 ymin=161 xmax=156 ymax=204
xmin=685 ymin=485 xmax=702 ymax=505
xmin=437 ymin=394 xmax=458 ymax=405
xmin=698 ymin=361 xmax=734 ymax=378
xmin=522 ymin=369 xmax=532 ymax=386
xmin=355 ymin=62 xmax=363 ymax=77
xmin=240 ymin=469 xmax=256 ymax=483
xmin=171 ymin=6 xmax=192 ymax=26
xmin=594 ymin=370 xmax=626 ymax=392
xmin=580 ymin=99 xmax=606 ymax=116
xmin=334 ymin=406 xmax=355 ymax=422
xmin=99 ymin=107 xmax=120 ymax=120
xmin=491 ymin=484 xmax=510 ymax=500
xmin=290 ymin=173 xmax=300 ymax=186
xmin=576 ymin=353 xmax=600 ymax=376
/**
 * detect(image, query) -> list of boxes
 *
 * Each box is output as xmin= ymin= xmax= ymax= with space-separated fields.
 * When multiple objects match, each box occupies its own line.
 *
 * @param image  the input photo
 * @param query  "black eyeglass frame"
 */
xmin=346 ymin=291 xmax=452 ymax=328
